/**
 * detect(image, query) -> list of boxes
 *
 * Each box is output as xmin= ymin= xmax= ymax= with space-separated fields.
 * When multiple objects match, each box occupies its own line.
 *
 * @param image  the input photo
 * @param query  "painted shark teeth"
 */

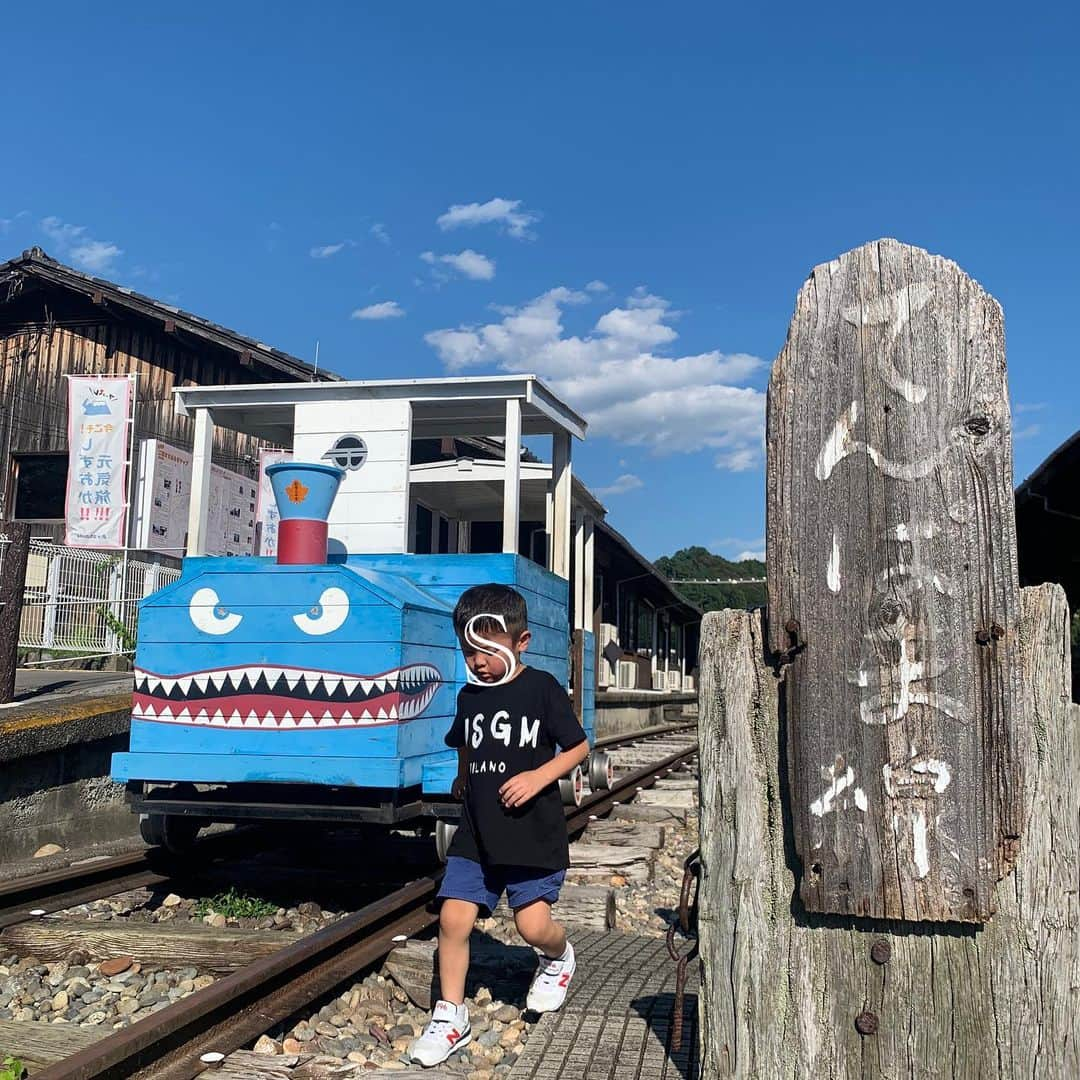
xmin=132 ymin=662 xmax=442 ymax=728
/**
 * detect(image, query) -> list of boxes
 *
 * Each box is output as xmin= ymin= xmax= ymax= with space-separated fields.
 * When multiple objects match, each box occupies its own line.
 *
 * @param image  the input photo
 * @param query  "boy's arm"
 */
xmin=451 ymin=746 xmax=469 ymax=799
xmin=499 ymin=738 xmax=589 ymax=809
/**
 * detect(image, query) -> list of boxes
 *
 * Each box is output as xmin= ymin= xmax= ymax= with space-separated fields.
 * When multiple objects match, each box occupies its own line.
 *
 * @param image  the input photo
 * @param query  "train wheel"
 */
xmin=435 ymin=820 xmax=458 ymax=863
xmin=139 ymin=813 xmax=200 ymax=854
xmin=559 ymin=765 xmax=585 ymax=807
xmin=589 ymin=751 xmax=614 ymax=792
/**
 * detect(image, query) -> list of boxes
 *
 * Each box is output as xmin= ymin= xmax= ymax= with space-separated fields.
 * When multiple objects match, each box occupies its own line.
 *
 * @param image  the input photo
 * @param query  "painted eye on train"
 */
xmin=293 ymin=587 xmax=350 ymax=636
xmin=188 ymin=587 xmax=243 ymax=635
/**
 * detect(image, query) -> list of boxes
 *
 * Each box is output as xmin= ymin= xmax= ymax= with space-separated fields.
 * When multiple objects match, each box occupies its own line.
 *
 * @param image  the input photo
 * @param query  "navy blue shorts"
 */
xmin=437 ymin=856 xmax=566 ymax=915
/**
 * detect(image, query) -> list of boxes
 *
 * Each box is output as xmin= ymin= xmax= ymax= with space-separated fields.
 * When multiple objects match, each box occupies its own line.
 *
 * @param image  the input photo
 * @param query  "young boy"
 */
xmin=409 ymin=583 xmax=590 ymax=1068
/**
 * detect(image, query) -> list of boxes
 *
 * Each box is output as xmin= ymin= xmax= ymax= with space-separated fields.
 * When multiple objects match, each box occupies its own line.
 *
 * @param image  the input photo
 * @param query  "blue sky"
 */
xmin=2 ymin=3 xmax=1076 ymax=561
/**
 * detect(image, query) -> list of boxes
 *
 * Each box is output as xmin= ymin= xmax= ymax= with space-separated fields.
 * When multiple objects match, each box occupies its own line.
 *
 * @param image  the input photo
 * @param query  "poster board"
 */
xmin=133 ymin=439 xmax=257 ymax=556
xmin=255 ymin=448 xmax=292 ymax=556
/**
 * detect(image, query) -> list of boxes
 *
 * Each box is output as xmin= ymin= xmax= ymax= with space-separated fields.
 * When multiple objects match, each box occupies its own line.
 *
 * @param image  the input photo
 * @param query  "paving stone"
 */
xmin=506 ymin=931 xmax=698 ymax=1080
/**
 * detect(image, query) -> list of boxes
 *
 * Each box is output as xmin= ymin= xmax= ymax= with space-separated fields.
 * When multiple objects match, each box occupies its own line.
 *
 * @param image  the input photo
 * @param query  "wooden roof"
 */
xmin=0 ymin=247 xmax=339 ymax=384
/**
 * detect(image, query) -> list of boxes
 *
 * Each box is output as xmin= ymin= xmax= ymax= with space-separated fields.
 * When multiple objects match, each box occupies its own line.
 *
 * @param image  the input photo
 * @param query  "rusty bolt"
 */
xmin=855 ymin=1011 xmax=879 ymax=1036
xmin=990 ymin=623 xmax=1005 ymax=640
xmin=870 ymin=939 xmax=891 ymax=965
xmin=784 ymin=618 xmax=800 ymax=635
xmin=975 ymin=629 xmax=991 ymax=646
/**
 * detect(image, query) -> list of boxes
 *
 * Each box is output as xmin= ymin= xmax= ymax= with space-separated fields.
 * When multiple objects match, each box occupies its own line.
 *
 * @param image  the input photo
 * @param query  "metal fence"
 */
xmin=18 ymin=542 xmax=181 ymax=657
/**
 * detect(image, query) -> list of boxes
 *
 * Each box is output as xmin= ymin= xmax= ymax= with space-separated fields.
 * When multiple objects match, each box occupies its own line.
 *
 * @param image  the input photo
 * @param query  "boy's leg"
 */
xmin=513 ymin=898 xmax=566 ymax=958
xmin=438 ymin=898 xmax=479 ymax=1004
xmin=411 ymin=856 xmax=495 ymax=1067
xmin=508 ymin=871 xmax=576 ymax=1014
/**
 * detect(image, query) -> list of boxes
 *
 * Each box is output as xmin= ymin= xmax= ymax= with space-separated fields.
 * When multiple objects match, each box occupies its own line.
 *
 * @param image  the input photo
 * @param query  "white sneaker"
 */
xmin=408 ymin=999 xmax=471 ymax=1067
xmin=526 ymin=941 xmax=576 ymax=1013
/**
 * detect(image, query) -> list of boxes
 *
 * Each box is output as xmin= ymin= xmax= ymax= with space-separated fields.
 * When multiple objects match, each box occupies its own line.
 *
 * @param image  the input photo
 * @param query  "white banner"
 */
xmin=65 ymin=376 xmax=132 ymax=549
xmin=132 ymin=439 xmax=258 ymax=556
xmin=255 ymin=448 xmax=292 ymax=556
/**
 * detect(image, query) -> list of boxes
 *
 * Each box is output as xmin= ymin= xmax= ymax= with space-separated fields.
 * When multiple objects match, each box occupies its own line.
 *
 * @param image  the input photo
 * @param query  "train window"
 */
xmin=14 ymin=454 xmax=68 ymax=520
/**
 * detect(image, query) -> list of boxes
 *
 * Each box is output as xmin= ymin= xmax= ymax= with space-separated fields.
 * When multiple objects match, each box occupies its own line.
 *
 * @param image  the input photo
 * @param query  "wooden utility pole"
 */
xmin=697 ymin=587 xmax=1078 ymax=1078
xmin=697 ymin=240 xmax=1076 ymax=1078
xmin=766 ymin=238 xmax=1022 ymax=922
xmin=0 ymin=520 xmax=29 ymax=703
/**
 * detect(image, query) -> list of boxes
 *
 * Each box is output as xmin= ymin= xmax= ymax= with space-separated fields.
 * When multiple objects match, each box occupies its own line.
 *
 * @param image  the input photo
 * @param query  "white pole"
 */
xmin=551 ymin=431 xmax=572 ymax=579
xmin=573 ymin=511 xmax=585 ymax=631
xmin=583 ymin=514 xmax=595 ymax=634
xmin=502 ymin=399 xmax=521 ymax=555
xmin=187 ymin=408 xmax=214 ymax=557
xmin=117 ymin=372 xmax=138 ymax=652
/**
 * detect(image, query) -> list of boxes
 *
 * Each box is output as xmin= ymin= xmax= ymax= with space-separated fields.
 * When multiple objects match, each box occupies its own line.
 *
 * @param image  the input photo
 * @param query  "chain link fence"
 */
xmin=17 ymin=542 xmax=180 ymax=659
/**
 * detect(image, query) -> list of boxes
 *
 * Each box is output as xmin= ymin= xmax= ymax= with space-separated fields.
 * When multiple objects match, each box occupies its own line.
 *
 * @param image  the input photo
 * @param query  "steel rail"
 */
xmin=593 ymin=720 xmax=696 ymax=750
xmin=15 ymin=732 xmax=698 ymax=1079
xmin=567 ymin=744 xmax=697 ymax=831
xmin=0 ymin=728 xmax=694 ymax=927
xmin=34 ymin=876 xmax=442 ymax=1080
xmin=0 ymin=831 xmax=250 ymax=931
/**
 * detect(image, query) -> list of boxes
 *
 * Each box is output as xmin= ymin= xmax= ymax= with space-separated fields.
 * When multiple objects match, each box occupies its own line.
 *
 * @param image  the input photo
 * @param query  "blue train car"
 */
xmin=113 ymin=377 xmax=610 ymax=851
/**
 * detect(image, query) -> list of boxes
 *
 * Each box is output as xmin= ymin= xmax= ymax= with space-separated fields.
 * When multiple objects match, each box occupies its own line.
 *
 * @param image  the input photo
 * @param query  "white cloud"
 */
xmin=0 ymin=210 xmax=29 ymax=232
xmin=436 ymin=197 xmax=539 ymax=240
xmin=593 ymin=473 xmax=644 ymax=497
xmin=41 ymin=216 xmax=123 ymax=274
xmin=420 ymin=249 xmax=495 ymax=281
xmin=371 ymin=223 xmax=391 ymax=246
xmin=713 ymin=535 xmax=765 ymax=552
xmin=1013 ymin=401 xmax=1047 ymax=414
xmin=70 ymin=241 xmax=122 ymax=274
xmin=351 ymin=300 xmax=404 ymax=321
xmin=310 ymin=242 xmax=347 ymax=259
xmin=736 ymin=550 xmax=766 ymax=562
xmin=1014 ymin=423 xmax=1042 ymax=440
xmin=425 ymin=286 xmax=765 ymax=469
xmin=585 ymin=280 xmax=609 ymax=293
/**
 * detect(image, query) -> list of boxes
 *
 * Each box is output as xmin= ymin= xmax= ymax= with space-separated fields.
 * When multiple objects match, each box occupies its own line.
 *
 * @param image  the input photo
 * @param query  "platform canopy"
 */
xmin=173 ymin=374 xmax=587 ymax=445
xmin=174 ymin=374 xmax=587 ymax=579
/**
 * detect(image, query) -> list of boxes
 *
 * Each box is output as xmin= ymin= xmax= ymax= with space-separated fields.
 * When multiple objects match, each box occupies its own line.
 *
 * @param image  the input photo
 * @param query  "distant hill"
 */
xmin=654 ymin=545 xmax=766 ymax=612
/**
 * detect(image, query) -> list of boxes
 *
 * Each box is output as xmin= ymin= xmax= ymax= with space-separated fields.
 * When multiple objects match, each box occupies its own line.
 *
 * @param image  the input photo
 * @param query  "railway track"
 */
xmin=2 ymin=724 xmax=698 ymax=1079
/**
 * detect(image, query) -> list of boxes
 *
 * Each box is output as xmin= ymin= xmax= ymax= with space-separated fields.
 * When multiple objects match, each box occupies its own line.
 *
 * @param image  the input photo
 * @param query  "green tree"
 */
xmin=654 ymin=546 xmax=766 ymax=612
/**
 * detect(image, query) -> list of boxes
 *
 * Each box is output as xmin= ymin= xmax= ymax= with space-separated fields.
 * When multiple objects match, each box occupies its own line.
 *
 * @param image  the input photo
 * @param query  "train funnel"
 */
xmin=266 ymin=461 xmax=344 ymax=564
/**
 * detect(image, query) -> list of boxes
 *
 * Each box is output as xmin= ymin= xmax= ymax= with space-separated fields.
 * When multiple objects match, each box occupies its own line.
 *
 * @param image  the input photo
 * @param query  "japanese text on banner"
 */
xmin=256 ymin=448 xmax=293 ymax=556
xmin=65 ymin=376 xmax=132 ymax=548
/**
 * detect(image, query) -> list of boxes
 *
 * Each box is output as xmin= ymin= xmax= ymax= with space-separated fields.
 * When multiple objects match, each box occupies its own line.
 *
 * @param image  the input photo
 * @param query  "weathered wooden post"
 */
xmin=698 ymin=240 xmax=1079 ymax=1077
xmin=0 ymin=520 xmax=30 ymax=704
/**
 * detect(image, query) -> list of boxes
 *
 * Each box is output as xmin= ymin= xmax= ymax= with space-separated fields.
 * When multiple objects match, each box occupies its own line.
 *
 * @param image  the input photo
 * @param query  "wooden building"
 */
xmin=0 ymin=247 xmax=334 ymax=543
xmin=0 ymin=246 xmax=699 ymax=691
xmin=1015 ymin=429 xmax=1080 ymax=698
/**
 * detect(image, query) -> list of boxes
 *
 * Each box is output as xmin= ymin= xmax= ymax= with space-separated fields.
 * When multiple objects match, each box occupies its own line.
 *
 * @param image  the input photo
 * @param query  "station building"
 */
xmin=0 ymin=247 xmax=698 ymax=720
xmin=1015 ymin=429 xmax=1080 ymax=700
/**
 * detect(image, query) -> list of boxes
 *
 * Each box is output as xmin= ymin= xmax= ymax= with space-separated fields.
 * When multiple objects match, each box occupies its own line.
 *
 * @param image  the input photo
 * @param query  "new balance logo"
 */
xmin=558 ymin=973 xmax=571 ymax=988
xmin=446 ymin=1028 xmax=462 ymax=1046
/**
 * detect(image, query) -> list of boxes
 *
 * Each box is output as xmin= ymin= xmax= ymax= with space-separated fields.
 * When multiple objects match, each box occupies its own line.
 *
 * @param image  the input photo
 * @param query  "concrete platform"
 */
xmin=0 ymin=669 xmax=132 ymax=756
xmin=0 ymin=669 xmax=136 ymax=862
xmin=593 ymin=690 xmax=697 ymax=739
xmin=509 ymin=931 xmax=698 ymax=1080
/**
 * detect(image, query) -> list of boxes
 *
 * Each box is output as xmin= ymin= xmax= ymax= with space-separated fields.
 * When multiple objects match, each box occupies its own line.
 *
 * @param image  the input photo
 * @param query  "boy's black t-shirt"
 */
xmin=445 ymin=665 xmax=587 ymax=870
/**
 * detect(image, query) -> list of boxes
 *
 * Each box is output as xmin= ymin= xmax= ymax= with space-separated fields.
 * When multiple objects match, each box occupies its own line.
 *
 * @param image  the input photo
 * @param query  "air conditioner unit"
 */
xmin=652 ymin=673 xmax=665 ymax=691
xmin=683 ymin=675 xmax=695 ymax=692
xmin=616 ymin=661 xmax=637 ymax=690
xmin=667 ymin=669 xmax=682 ymax=690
